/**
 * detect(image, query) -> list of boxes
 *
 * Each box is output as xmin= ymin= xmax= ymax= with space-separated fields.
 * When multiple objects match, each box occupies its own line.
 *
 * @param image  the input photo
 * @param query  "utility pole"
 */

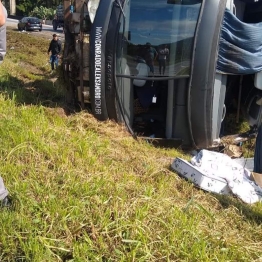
xmin=9 ymin=0 xmax=16 ymax=15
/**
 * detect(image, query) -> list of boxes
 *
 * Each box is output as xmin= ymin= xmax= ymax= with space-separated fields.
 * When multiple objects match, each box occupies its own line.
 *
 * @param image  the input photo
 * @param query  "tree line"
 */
xmin=4 ymin=0 xmax=62 ymax=16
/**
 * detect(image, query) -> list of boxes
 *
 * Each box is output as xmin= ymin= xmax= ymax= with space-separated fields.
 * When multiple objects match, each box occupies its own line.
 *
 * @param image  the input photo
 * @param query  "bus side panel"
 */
xmin=188 ymin=0 xmax=227 ymax=148
xmin=105 ymin=4 xmax=134 ymax=127
xmin=90 ymin=0 xmax=114 ymax=120
xmin=104 ymin=6 xmax=120 ymax=121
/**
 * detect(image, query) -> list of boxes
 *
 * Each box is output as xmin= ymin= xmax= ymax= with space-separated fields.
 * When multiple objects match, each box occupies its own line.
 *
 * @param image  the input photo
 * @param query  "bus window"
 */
xmin=116 ymin=0 xmax=202 ymax=78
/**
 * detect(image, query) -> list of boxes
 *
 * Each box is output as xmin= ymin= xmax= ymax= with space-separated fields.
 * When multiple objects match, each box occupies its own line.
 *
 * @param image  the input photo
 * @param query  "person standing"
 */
xmin=48 ymin=34 xmax=62 ymax=72
xmin=158 ymin=45 xmax=169 ymax=75
xmin=0 ymin=0 xmax=9 ymax=207
xmin=0 ymin=0 xmax=7 ymax=64
xmin=144 ymin=42 xmax=158 ymax=74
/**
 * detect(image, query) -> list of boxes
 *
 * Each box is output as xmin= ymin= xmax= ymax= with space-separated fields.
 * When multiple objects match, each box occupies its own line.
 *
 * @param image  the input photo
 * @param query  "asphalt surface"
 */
xmin=6 ymin=18 xmax=65 ymax=42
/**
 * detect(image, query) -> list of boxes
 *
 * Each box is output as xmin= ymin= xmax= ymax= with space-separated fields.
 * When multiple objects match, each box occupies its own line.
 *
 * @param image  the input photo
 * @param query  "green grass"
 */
xmin=0 ymin=28 xmax=261 ymax=262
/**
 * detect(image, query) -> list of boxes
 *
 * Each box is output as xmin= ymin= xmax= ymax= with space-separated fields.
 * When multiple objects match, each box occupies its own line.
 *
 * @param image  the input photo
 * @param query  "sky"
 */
xmin=125 ymin=0 xmax=201 ymax=46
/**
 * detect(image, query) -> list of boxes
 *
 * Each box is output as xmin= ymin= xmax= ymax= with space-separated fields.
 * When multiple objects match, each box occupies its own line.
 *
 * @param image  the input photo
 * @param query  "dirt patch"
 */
xmin=44 ymin=107 xmax=68 ymax=118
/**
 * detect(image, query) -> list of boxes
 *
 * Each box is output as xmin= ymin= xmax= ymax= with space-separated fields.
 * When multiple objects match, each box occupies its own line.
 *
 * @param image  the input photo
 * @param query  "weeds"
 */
xmin=0 ymin=28 xmax=261 ymax=262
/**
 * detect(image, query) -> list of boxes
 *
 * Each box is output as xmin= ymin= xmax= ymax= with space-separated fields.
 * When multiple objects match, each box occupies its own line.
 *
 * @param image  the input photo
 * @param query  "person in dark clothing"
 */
xmin=254 ymin=124 xmax=262 ymax=173
xmin=48 ymin=34 xmax=62 ymax=71
xmin=158 ymin=44 xmax=169 ymax=75
xmin=144 ymin=42 xmax=158 ymax=74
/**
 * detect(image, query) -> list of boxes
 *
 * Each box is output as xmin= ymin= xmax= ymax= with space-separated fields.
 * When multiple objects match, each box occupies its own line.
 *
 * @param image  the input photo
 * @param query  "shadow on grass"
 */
xmin=0 ymin=72 xmax=73 ymax=114
xmin=213 ymin=193 xmax=262 ymax=224
xmin=171 ymin=166 xmax=262 ymax=224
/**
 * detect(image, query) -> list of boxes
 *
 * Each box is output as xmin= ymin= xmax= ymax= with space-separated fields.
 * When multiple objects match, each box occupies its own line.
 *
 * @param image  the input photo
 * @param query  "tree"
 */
xmin=16 ymin=0 xmax=34 ymax=15
xmin=16 ymin=0 xmax=61 ymax=16
xmin=30 ymin=6 xmax=55 ymax=20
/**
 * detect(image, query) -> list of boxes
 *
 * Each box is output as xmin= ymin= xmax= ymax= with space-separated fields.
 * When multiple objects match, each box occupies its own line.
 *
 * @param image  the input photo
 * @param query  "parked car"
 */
xmin=17 ymin=17 xmax=42 ymax=32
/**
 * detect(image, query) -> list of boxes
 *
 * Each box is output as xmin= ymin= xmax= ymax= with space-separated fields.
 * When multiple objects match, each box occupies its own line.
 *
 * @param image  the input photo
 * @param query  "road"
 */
xmin=6 ymin=18 xmax=64 ymax=42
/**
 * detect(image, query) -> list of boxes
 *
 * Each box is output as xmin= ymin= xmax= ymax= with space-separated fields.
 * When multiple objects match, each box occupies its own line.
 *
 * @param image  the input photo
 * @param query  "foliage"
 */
xmin=30 ymin=6 xmax=56 ymax=20
xmin=0 ymin=29 xmax=261 ymax=262
xmin=16 ymin=0 xmax=34 ymax=15
xmin=16 ymin=0 xmax=61 ymax=16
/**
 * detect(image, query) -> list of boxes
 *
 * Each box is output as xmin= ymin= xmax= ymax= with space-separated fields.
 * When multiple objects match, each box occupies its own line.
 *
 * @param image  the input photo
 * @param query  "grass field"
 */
xmin=0 ymin=28 xmax=262 ymax=262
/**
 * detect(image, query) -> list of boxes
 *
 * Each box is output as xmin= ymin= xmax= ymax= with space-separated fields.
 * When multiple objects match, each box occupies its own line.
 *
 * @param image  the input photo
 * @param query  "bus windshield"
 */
xmin=116 ymin=0 xmax=203 ymax=78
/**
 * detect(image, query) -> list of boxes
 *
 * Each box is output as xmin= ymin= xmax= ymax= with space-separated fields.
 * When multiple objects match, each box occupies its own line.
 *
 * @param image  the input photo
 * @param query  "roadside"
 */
xmin=1 ymin=28 xmax=262 ymax=262
xmin=3 ymin=28 xmax=66 ymax=109
xmin=6 ymin=18 xmax=64 ymax=42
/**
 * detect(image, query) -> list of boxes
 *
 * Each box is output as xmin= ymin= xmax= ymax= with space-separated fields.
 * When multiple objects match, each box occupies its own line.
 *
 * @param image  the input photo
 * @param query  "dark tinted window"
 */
xmin=28 ymin=18 xmax=40 ymax=23
xmin=116 ymin=0 xmax=202 ymax=78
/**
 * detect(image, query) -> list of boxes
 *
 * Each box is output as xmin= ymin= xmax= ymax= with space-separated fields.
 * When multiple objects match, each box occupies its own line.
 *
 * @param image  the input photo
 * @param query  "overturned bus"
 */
xmin=62 ymin=0 xmax=262 ymax=148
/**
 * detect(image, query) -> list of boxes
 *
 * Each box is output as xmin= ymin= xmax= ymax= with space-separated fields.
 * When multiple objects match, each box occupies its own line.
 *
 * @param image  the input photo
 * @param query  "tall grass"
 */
xmin=0 ymin=29 xmax=261 ymax=262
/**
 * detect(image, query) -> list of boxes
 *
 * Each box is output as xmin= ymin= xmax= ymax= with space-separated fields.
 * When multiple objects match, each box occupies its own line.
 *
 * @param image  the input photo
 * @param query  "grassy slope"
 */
xmin=0 ymin=29 xmax=262 ymax=262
